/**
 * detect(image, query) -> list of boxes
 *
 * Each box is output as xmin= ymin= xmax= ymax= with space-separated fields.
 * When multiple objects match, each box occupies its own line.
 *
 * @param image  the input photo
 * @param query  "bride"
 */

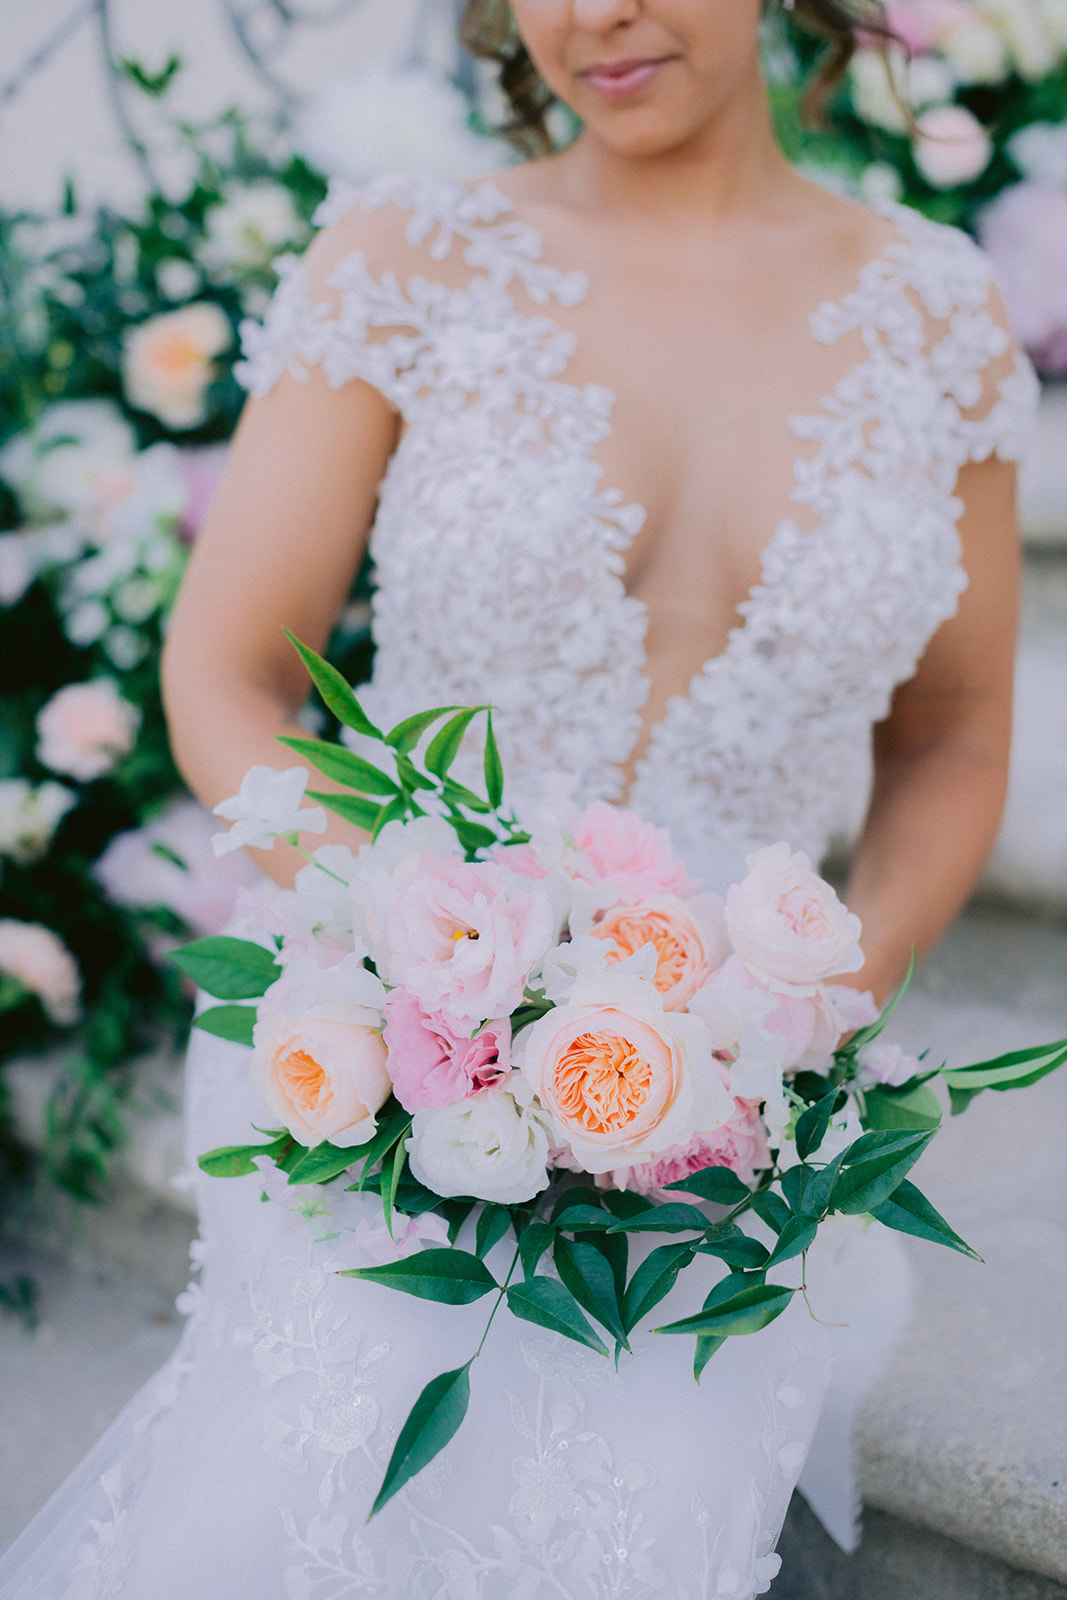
xmin=0 ymin=0 xmax=1036 ymax=1595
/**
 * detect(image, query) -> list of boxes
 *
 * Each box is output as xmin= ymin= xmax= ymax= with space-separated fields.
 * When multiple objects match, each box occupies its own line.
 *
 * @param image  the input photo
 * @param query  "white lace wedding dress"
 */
xmin=0 ymin=175 xmax=1036 ymax=1600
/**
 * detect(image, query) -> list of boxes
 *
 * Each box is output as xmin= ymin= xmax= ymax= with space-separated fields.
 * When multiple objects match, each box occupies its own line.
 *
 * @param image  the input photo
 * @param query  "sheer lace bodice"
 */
xmin=238 ymin=172 xmax=1037 ymax=879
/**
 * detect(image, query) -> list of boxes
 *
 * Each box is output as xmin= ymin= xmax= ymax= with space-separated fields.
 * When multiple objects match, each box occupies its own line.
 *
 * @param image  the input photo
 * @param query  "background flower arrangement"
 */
xmin=1 ymin=0 xmax=1064 ymax=1239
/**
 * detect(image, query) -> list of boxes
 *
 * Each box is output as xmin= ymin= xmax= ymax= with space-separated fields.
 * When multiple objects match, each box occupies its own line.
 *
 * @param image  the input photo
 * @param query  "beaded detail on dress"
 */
xmin=237 ymin=173 xmax=1037 ymax=872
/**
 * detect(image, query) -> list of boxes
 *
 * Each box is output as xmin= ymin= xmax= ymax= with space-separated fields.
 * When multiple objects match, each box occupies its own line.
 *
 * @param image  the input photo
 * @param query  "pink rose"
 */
xmin=590 ymin=894 xmax=729 ymax=1010
xmin=0 ymin=918 xmax=81 ymax=1025
xmin=569 ymin=800 xmax=692 ymax=899
xmin=381 ymin=854 xmax=553 ymax=1022
xmin=601 ymin=1098 xmax=771 ymax=1194
xmin=913 ymin=104 xmax=992 ymax=189
xmin=36 ymin=680 xmax=141 ymax=782
xmin=382 ymin=989 xmax=510 ymax=1112
xmin=726 ymin=843 xmax=863 ymax=994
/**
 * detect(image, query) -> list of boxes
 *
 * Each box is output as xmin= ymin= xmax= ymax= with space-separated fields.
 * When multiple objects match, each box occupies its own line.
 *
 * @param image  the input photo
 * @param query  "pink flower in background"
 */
xmin=912 ymin=104 xmax=992 ymax=188
xmin=93 ymin=797 xmax=259 ymax=935
xmin=858 ymin=1039 xmax=923 ymax=1087
xmin=0 ymin=918 xmax=81 ymax=1024
xmin=122 ymin=303 xmax=232 ymax=430
xmin=36 ymin=679 xmax=141 ymax=781
xmin=381 ymin=854 xmax=553 ymax=1021
xmin=602 ymin=1099 xmax=772 ymax=1194
xmin=570 ymin=800 xmax=692 ymax=899
xmin=176 ymin=444 xmax=229 ymax=540
xmin=978 ymin=182 xmax=1067 ymax=374
xmin=883 ymin=0 xmax=972 ymax=54
xmin=382 ymin=990 xmax=510 ymax=1111
xmin=726 ymin=842 xmax=864 ymax=994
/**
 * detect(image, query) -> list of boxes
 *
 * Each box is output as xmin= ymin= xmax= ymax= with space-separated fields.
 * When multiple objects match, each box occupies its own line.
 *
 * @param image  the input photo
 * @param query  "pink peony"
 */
xmin=601 ymin=1098 xmax=771 ymax=1194
xmin=35 ymin=679 xmax=141 ymax=782
xmin=977 ymin=182 xmax=1067 ymax=374
xmin=726 ymin=842 xmax=864 ymax=994
xmin=382 ymin=989 xmax=510 ymax=1111
xmin=569 ymin=800 xmax=692 ymax=899
xmin=0 ymin=918 xmax=81 ymax=1025
xmin=381 ymin=854 xmax=553 ymax=1022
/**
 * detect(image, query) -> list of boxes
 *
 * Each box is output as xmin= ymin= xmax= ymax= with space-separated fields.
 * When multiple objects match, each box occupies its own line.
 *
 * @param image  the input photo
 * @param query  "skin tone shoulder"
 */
xmin=162 ymin=0 xmax=1021 ymax=1003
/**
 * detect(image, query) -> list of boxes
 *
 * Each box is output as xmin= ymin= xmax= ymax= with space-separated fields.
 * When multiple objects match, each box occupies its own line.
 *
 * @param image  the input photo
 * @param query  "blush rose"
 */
xmin=36 ymin=679 xmax=141 ymax=782
xmin=590 ymin=894 xmax=729 ymax=1010
xmin=725 ymin=842 xmax=864 ymax=994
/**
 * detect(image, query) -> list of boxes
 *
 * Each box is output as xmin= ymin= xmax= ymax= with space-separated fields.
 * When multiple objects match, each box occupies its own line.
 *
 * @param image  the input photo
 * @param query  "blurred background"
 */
xmin=0 ymin=5 xmax=1065 ymax=1596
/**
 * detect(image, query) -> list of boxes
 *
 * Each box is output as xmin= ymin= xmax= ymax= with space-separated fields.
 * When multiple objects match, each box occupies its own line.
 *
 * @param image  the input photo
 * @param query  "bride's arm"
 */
xmin=842 ymin=454 xmax=1020 ymax=1003
xmin=161 ymin=353 xmax=398 ymax=887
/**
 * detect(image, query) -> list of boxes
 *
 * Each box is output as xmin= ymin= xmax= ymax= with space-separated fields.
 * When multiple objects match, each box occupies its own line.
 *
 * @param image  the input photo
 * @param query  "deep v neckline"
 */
xmin=470 ymin=183 xmax=921 ymax=781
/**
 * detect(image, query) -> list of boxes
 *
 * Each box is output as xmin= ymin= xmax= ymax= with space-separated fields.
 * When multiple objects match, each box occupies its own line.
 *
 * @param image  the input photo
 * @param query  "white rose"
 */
xmin=0 ymin=918 xmax=81 ymax=1024
xmin=121 ymin=303 xmax=232 ymax=430
xmin=913 ymin=104 xmax=993 ymax=188
xmin=199 ymin=182 xmax=303 ymax=277
xmin=986 ymin=0 xmax=1058 ymax=78
xmin=406 ymin=1076 xmax=552 ymax=1203
xmin=36 ymin=679 xmax=141 ymax=781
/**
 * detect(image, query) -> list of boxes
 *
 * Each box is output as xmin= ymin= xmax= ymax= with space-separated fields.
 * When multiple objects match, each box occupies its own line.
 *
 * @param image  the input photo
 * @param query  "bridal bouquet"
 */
xmin=174 ymin=635 xmax=1067 ymax=1515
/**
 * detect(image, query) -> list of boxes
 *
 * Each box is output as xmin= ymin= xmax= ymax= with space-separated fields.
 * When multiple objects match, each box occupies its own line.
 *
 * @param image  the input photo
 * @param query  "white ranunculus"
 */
xmin=0 ymin=779 xmax=76 ymax=865
xmin=212 ymin=765 xmax=328 ymax=856
xmin=199 ymin=182 xmax=303 ymax=277
xmin=0 ymin=918 xmax=81 ymax=1024
xmin=122 ymin=303 xmax=232 ymax=430
xmin=292 ymin=64 xmax=508 ymax=186
xmin=406 ymin=1076 xmax=552 ymax=1203
xmin=913 ymin=104 xmax=993 ymax=188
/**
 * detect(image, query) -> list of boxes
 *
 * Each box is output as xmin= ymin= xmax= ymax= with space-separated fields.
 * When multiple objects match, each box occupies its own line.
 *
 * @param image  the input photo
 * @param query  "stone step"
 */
xmin=3 ymin=905 xmax=1066 ymax=1592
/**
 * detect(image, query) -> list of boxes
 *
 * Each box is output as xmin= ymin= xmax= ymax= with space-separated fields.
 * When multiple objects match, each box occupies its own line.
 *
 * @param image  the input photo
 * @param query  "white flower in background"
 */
xmin=1042 ymin=0 xmax=1067 ymax=49
xmin=292 ymin=64 xmax=507 ymax=186
xmin=212 ymin=765 xmax=328 ymax=856
xmin=0 ymin=533 xmax=42 ymax=606
xmin=155 ymin=258 xmax=202 ymax=303
xmin=94 ymin=796 xmax=260 ymax=935
xmin=913 ymin=104 xmax=993 ymax=187
xmin=36 ymin=679 xmax=141 ymax=781
xmin=984 ymin=0 xmax=1058 ymax=78
xmin=63 ymin=598 xmax=110 ymax=647
xmin=940 ymin=18 xmax=1011 ymax=82
xmin=977 ymin=180 xmax=1067 ymax=369
xmin=407 ymin=1075 xmax=553 ymax=1203
xmin=1008 ymin=120 xmax=1067 ymax=185
xmin=0 ymin=779 xmax=76 ymax=865
xmin=198 ymin=182 xmax=303 ymax=277
xmin=847 ymin=47 xmax=952 ymax=134
xmin=0 ymin=918 xmax=81 ymax=1024
xmin=860 ymin=161 xmax=904 ymax=205
xmin=121 ymin=302 xmax=232 ymax=430
xmin=0 ymin=400 xmax=137 ymax=523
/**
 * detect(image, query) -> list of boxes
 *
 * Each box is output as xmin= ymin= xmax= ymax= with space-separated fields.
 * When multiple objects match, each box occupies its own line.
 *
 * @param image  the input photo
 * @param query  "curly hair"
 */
xmin=460 ymin=0 xmax=897 ymax=155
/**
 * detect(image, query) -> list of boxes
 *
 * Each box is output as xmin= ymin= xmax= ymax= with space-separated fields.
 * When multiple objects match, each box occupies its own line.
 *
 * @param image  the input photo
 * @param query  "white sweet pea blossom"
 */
xmin=857 ymin=1040 xmax=923 ymax=1088
xmin=688 ymin=966 xmax=789 ymax=1128
xmin=212 ymin=765 xmax=327 ymax=856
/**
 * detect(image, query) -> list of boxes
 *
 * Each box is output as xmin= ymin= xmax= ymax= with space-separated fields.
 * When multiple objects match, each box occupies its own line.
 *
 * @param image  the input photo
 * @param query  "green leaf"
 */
xmin=751 ymin=1190 xmax=792 ymax=1233
xmin=554 ymin=1237 xmax=628 ymax=1346
xmin=276 ymin=735 xmax=400 ymax=796
xmin=691 ymin=1272 xmax=752 ymax=1378
xmin=694 ymin=1333 xmax=726 ymax=1380
xmin=382 ymin=1137 xmax=408 ymax=1236
xmin=440 ymin=1198 xmax=476 ymax=1243
xmin=506 ymin=1277 xmax=610 ymax=1356
xmin=451 ymin=817 xmax=498 ymax=855
xmin=795 ymin=1086 xmax=844 ymax=1161
xmin=550 ymin=1187 xmax=603 ymax=1223
xmin=837 ymin=949 xmax=916 ymax=1057
xmin=347 ymin=1102 xmax=412 ymax=1190
xmin=119 ymin=52 xmax=182 ymax=95
xmin=193 ymin=1004 xmax=256 ymax=1046
xmin=606 ymin=1202 xmax=711 ymax=1234
xmin=622 ymin=1241 xmax=695 ymax=1334
xmin=198 ymin=1132 xmax=289 ymax=1177
xmin=830 ymin=1130 xmax=934 ymax=1216
xmin=426 ymin=708 xmax=483 ymax=779
xmin=763 ymin=1214 xmax=819 ymax=1269
xmin=285 ymin=630 xmax=382 ymax=740
xmin=654 ymin=1282 xmax=795 ymax=1338
xmin=600 ymin=1190 xmax=654 ymax=1221
xmin=308 ymin=789 xmax=384 ymax=833
xmin=340 ymin=1248 xmax=496 ymax=1303
xmin=553 ymin=1204 xmax=613 ymax=1232
xmin=696 ymin=1223 xmax=770 ymax=1271
xmin=285 ymin=1141 xmax=361 ymax=1186
xmin=395 ymin=754 xmax=437 ymax=793
xmin=441 ymin=777 xmax=492 ymax=814
xmin=483 ymin=712 xmax=504 ymax=809
xmin=799 ymin=1150 xmax=848 ymax=1219
xmin=373 ymin=796 xmax=409 ymax=840
xmin=870 ymin=1178 xmax=982 ymax=1260
xmin=370 ymin=1362 xmax=472 ymax=1516
xmin=169 ymin=936 xmax=279 ymax=999
xmin=779 ymin=1163 xmax=815 ymax=1216
xmin=475 ymin=1203 xmax=513 ymax=1260
xmin=942 ymin=1039 xmax=1067 ymax=1105
xmin=519 ymin=1219 xmax=556 ymax=1280
xmin=863 ymin=1081 xmax=943 ymax=1132
xmin=384 ymin=706 xmax=460 ymax=755
xmin=663 ymin=1166 xmax=751 ymax=1205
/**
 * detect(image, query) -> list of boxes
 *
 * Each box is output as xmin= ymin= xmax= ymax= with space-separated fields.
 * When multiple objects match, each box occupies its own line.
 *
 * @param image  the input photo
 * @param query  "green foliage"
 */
xmin=371 ymin=1362 xmax=473 ymax=1516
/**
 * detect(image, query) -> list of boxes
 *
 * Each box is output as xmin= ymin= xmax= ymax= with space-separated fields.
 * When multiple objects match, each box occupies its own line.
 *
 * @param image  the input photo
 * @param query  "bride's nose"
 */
xmin=571 ymin=0 xmax=642 ymax=28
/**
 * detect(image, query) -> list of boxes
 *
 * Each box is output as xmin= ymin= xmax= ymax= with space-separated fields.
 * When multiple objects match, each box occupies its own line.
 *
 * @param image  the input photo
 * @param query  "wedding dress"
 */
xmin=0 ymin=174 xmax=1037 ymax=1600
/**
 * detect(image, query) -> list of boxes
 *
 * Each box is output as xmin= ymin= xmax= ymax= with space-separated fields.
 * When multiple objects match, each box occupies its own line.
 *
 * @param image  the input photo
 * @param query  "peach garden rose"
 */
xmin=590 ymin=894 xmax=729 ymax=1010
xmin=122 ymin=303 xmax=232 ymax=430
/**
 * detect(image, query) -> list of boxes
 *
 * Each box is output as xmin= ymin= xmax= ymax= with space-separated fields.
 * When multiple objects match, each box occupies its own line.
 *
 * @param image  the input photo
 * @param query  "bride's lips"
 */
xmin=579 ymin=57 xmax=676 ymax=102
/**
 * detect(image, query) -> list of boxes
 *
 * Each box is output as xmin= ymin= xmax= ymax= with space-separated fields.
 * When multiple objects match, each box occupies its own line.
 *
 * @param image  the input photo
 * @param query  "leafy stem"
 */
xmin=474 ymin=1242 xmax=522 ymax=1358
